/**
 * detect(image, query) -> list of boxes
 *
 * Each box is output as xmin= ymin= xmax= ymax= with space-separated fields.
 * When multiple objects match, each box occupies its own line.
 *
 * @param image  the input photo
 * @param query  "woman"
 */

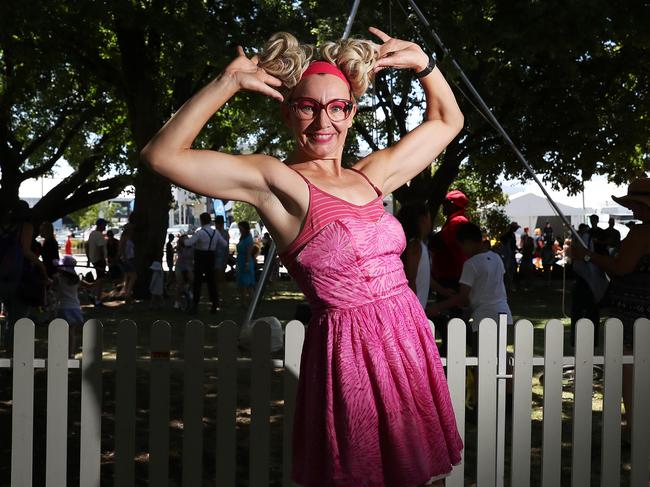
xmin=174 ymin=234 xmax=194 ymax=310
xmin=235 ymin=221 xmax=256 ymax=305
xmin=118 ymin=224 xmax=137 ymax=303
xmin=39 ymin=221 xmax=60 ymax=278
xmin=397 ymin=202 xmax=454 ymax=309
xmin=571 ymin=178 xmax=650 ymax=436
xmin=142 ymin=27 xmax=464 ymax=487
xmin=0 ymin=201 xmax=47 ymax=351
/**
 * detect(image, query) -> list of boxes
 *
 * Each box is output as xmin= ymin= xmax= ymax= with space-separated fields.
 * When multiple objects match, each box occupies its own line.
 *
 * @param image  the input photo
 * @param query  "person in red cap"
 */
xmin=432 ymin=190 xmax=470 ymax=286
xmin=142 ymin=26 xmax=464 ymax=487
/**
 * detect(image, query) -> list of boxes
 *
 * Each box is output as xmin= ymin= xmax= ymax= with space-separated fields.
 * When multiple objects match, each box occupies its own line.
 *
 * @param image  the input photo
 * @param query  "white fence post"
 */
xmin=600 ymin=318 xmax=624 ymax=487
xmin=630 ymin=318 xmax=650 ymax=486
xmin=183 ymin=320 xmax=205 ymax=486
xmin=149 ymin=320 xmax=171 ymax=486
xmin=571 ymin=319 xmax=595 ymax=487
xmin=477 ymin=318 xmax=497 ymax=487
xmin=282 ymin=320 xmax=304 ymax=487
xmin=216 ymin=320 xmax=238 ymax=487
xmin=510 ymin=320 xmax=533 ymax=487
xmin=80 ymin=319 xmax=103 ymax=487
xmin=541 ymin=319 xmax=563 ymax=487
xmin=11 ymin=318 xmax=35 ymax=487
xmin=445 ymin=318 xmax=466 ymax=487
xmin=250 ymin=320 xmax=271 ymax=487
xmin=46 ymin=319 xmax=69 ymax=487
xmin=115 ymin=319 xmax=137 ymax=487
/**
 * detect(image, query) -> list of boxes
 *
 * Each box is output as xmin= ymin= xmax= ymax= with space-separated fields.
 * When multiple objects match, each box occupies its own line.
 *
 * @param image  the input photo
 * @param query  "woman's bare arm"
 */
xmin=356 ymin=28 xmax=464 ymax=195
xmin=141 ymin=48 xmax=285 ymax=206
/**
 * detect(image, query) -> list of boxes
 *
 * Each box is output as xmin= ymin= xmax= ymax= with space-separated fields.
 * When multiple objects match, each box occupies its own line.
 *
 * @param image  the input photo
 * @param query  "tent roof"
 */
xmin=505 ymin=192 xmax=587 ymax=217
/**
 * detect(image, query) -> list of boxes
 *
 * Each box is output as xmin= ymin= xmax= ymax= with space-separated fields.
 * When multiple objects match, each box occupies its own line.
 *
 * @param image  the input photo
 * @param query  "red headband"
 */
xmin=300 ymin=61 xmax=351 ymax=90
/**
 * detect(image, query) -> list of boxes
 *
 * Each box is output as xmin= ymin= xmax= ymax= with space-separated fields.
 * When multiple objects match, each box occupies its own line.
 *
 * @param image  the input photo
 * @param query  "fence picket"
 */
xmin=571 ymin=319 xmax=594 ymax=487
xmin=149 ymin=321 xmax=171 ymax=486
xmin=600 ymin=318 xmax=623 ymax=487
xmin=183 ymin=320 xmax=205 ymax=486
xmin=477 ymin=318 xmax=498 ymax=487
xmin=11 ymin=318 xmax=35 ymax=487
xmin=80 ymin=319 xmax=103 ymax=486
xmin=630 ymin=318 xmax=650 ymax=486
xmin=511 ymin=320 xmax=533 ymax=487
xmin=541 ymin=319 xmax=563 ymax=487
xmin=446 ymin=318 xmax=466 ymax=487
xmin=115 ymin=320 xmax=137 ymax=487
xmin=216 ymin=320 xmax=238 ymax=487
xmin=250 ymin=320 xmax=272 ymax=487
xmin=46 ymin=319 xmax=69 ymax=487
xmin=282 ymin=320 xmax=304 ymax=487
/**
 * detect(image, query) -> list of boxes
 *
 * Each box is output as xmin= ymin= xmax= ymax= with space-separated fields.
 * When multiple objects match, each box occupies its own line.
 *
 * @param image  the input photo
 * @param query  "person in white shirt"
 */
xmin=186 ymin=212 xmax=227 ymax=313
xmin=427 ymin=222 xmax=513 ymax=349
xmin=86 ymin=218 xmax=107 ymax=306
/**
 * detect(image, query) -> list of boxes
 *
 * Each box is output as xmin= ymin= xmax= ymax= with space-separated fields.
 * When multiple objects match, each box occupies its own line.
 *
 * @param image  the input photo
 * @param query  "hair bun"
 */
xmin=258 ymin=33 xmax=378 ymax=98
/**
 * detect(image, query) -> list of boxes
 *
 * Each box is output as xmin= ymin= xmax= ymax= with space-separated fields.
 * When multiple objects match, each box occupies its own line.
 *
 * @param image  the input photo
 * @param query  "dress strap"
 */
xmin=287 ymin=164 xmax=312 ymax=186
xmin=349 ymin=167 xmax=382 ymax=196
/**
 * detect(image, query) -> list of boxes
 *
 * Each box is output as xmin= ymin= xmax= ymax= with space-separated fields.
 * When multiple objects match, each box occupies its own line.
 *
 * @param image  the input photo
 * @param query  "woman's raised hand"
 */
xmin=224 ymin=46 xmax=284 ymax=102
xmin=368 ymin=26 xmax=430 ymax=74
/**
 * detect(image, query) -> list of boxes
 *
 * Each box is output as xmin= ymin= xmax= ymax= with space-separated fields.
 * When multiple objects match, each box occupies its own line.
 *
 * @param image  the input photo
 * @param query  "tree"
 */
xmin=0 ymin=1 xmax=133 ymax=225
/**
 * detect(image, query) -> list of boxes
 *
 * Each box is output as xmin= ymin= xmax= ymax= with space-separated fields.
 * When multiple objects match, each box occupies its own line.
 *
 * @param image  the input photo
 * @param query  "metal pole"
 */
xmin=405 ymin=0 xmax=584 ymax=247
xmin=242 ymin=239 xmax=276 ymax=328
xmin=342 ymin=0 xmax=362 ymax=40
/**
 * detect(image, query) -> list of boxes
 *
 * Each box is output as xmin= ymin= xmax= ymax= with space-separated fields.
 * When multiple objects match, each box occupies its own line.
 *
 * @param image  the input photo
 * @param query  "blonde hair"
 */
xmin=257 ymin=32 xmax=377 ymax=99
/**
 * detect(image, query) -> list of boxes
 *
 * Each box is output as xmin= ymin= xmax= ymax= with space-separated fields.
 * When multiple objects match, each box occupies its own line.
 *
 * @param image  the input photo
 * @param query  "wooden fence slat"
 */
xmin=571 ymin=319 xmax=594 ymax=487
xmin=630 ymin=318 xmax=650 ymax=487
xmin=511 ymin=320 xmax=533 ymax=487
xmin=445 ymin=318 xmax=467 ymax=487
xmin=495 ymin=314 xmax=508 ymax=487
xmin=250 ymin=320 xmax=271 ymax=487
xmin=477 ymin=318 xmax=497 ymax=487
xmin=182 ymin=320 xmax=205 ymax=486
xmin=541 ymin=319 xmax=563 ymax=487
xmin=600 ymin=318 xmax=623 ymax=487
xmin=46 ymin=319 xmax=69 ymax=487
xmin=282 ymin=320 xmax=305 ymax=487
xmin=115 ymin=320 xmax=137 ymax=487
xmin=11 ymin=318 xmax=35 ymax=487
xmin=80 ymin=319 xmax=103 ymax=486
xmin=149 ymin=321 xmax=171 ymax=487
xmin=216 ymin=321 xmax=238 ymax=487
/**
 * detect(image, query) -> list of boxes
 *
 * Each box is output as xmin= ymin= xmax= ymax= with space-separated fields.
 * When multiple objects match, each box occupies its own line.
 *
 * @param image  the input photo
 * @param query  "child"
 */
xmin=54 ymin=255 xmax=93 ymax=357
xmin=149 ymin=261 xmax=164 ymax=309
xmin=427 ymin=222 xmax=513 ymax=353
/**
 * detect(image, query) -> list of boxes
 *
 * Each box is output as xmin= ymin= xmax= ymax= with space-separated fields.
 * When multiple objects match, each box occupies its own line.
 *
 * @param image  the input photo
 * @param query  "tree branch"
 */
xmin=353 ymin=119 xmax=380 ymax=152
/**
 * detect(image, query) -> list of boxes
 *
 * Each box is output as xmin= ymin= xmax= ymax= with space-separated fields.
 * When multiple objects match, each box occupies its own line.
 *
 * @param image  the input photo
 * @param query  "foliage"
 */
xmin=232 ymin=201 xmax=261 ymax=224
xmin=68 ymin=201 xmax=119 ymax=229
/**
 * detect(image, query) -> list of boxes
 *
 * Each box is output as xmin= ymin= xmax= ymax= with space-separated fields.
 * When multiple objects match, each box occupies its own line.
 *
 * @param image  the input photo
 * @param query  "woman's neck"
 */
xmin=286 ymin=150 xmax=344 ymax=175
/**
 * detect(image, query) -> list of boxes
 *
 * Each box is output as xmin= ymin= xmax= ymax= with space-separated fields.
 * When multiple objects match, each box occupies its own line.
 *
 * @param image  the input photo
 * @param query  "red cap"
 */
xmin=300 ymin=61 xmax=351 ymax=90
xmin=445 ymin=190 xmax=469 ymax=209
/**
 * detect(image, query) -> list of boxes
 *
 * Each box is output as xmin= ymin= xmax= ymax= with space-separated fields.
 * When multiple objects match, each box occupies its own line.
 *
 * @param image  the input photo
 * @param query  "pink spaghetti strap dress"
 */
xmin=279 ymin=166 xmax=463 ymax=487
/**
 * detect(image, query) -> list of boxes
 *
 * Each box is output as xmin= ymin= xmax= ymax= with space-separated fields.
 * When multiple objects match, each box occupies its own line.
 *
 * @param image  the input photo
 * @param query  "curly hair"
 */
xmin=257 ymin=32 xmax=377 ymax=99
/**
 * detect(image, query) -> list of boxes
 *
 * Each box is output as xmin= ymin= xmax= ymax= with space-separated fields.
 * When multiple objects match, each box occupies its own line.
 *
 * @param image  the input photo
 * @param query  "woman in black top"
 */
xmin=39 ymin=221 xmax=60 ymax=278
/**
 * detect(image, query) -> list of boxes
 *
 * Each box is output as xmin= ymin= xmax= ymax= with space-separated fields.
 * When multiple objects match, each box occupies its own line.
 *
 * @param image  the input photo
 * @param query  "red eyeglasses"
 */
xmin=288 ymin=97 xmax=356 ymax=122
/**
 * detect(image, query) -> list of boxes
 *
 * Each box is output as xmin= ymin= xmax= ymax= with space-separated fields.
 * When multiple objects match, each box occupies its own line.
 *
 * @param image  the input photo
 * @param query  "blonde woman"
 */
xmin=143 ymin=27 xmax=463 ymax=487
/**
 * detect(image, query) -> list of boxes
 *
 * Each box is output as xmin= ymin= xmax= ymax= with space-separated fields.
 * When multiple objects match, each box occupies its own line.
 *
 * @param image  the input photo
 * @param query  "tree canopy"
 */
xmin=3 ymin=0 xmax=648 ymax=293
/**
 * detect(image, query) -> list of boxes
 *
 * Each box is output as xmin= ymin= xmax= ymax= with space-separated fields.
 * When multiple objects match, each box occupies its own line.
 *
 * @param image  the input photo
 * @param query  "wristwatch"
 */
xmin=583 ymin=253 xmax=592 ymax=263
xmin=414 ymin=53 xmax=437 ymax=78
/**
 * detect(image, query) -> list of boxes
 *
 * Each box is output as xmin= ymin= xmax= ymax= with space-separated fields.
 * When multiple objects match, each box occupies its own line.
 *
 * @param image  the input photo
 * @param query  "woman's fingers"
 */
xmin=236 ymin=45 xmax=246 ymax=57
xmin=368 ymin=26 xmax=391 ymax=42
xmin=263 ymin=73 xmax=283 ymax=87
xmin=251 ymin=54 xmax=260 ymax=65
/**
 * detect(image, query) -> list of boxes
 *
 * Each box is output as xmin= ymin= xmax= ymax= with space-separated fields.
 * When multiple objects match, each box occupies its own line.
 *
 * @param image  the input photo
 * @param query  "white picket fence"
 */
xmin=1 ymin=316 xmax=650 ymax=486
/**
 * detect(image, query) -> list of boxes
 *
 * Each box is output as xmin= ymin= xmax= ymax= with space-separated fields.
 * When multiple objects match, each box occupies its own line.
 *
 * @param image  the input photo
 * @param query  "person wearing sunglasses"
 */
xmin=142 ymin=26 xmax=463 ymax=487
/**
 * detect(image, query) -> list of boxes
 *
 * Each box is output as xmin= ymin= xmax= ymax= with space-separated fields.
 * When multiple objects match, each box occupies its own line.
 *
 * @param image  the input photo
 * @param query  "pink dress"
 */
xmin=279 ymin=167 xmax=463 ymax=487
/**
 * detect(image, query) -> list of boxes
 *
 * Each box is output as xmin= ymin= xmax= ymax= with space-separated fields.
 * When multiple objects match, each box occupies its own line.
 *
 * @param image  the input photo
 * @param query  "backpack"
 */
xmin=0 ymin=224 xmax=24 ymax=285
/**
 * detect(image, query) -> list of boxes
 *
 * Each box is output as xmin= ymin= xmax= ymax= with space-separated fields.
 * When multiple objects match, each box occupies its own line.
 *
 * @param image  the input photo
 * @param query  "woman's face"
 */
xmin=283 ymin=74 xmax=356 ymax=161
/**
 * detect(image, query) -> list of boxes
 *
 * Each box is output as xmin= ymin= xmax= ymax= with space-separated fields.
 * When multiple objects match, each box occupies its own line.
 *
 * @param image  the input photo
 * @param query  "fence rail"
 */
xmin=1 ymin=316 xmax=649 ymax=486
